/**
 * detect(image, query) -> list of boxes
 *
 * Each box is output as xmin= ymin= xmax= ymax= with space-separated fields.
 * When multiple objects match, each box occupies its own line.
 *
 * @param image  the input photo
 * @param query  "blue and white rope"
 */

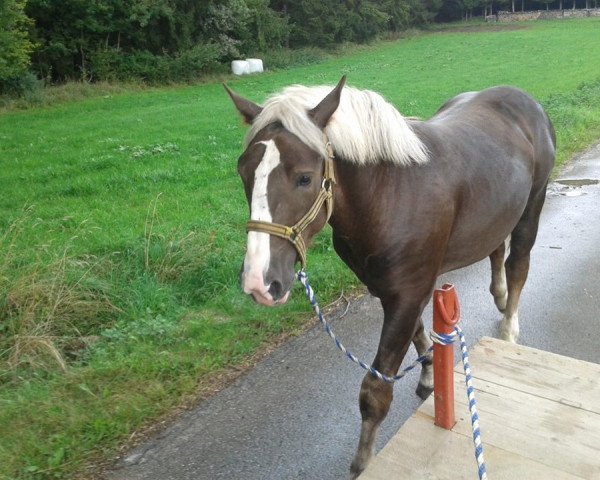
xmin=297 ymin=270 xmax=432 ymax=383
xmin=430 ymin=326 xmax=487 ymax=479
xmin=455 ymin=325 xmax=488 ymax=480
xmin=297 ymin=269 xmax=487 ymax=480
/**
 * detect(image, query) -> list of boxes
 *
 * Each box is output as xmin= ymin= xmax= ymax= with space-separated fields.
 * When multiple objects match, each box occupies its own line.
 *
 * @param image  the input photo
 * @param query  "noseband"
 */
xmin=246 ymin=140 xmax=336 ymax=270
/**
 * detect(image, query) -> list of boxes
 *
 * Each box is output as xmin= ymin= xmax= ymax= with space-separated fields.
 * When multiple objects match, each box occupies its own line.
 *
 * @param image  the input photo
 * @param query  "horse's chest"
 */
xmin=331 ymin=231 xmax=417 ymax=297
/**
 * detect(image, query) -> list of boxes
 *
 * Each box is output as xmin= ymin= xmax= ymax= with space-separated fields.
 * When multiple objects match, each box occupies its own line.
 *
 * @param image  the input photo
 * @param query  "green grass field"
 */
xmin=2 ymin=18 xmax=600 ymax=479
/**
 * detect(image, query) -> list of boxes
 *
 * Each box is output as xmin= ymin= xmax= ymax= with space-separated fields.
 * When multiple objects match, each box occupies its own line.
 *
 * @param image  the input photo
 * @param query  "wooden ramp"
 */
xmin=359 ymin=337 xmax=600 ymax=480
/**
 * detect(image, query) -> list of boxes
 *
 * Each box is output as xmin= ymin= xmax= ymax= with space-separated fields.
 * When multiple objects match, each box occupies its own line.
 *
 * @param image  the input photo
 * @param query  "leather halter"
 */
xmin=246 ymin=140 xmax=336 ymax=270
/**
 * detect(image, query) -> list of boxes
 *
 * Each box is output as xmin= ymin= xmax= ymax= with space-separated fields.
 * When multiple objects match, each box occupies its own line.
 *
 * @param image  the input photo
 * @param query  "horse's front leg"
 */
xmin=350 ymin=293 xmax=429 ymax=476
xmin=413 ymin=317 xmax=433 ymax=399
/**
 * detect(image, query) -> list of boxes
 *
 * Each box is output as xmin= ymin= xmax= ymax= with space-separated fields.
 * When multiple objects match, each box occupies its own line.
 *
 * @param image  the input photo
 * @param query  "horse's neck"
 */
xmin=327 ymin=153 xmax=434 ymax=251
xmin=329 ymin=160 xmax=388 ymax=242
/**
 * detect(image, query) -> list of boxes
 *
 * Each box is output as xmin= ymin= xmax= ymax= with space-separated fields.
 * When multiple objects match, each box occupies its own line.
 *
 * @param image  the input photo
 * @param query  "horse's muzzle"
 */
xmin=249 ymin=289 xmax=290 ymax=307
xmin=240 ymin=266 xmax=291 ymax=307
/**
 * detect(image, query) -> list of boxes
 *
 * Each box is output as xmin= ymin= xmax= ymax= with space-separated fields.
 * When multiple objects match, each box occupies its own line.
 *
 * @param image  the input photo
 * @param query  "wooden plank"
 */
xmin=359 ymin=338 xmax=600 ymax=480
xmin=457 ymin=337 xmax=600 ymax=414
xmin=359 ymin=414 xmax=582 ymax=480
xmin=419 ymin=376 xmax=600 ymax=478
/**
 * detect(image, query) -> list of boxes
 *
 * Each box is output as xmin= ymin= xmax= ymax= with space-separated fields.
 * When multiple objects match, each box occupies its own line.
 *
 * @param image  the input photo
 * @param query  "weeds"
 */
xmin=0 ymin=214 xmax=117 ymax=381
xmin=0 ymin=80 xmax=152 ymax=112
xmin=142 ymin=194 xmax=218 ymax=284
xmin=143 ymin=194 xmax=161 ymax=272
xmin=0 ymin=200 xmax=220 ymax=383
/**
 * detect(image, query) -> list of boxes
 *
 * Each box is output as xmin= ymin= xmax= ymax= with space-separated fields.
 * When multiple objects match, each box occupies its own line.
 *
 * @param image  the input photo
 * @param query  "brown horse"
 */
xmin=225 ymin=76 xmax=555 ymax=475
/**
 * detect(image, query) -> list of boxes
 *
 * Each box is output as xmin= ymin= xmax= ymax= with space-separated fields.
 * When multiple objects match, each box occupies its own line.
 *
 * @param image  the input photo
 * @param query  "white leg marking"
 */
xmin=491 ymin=265 xmax=508 ymax=312
xmin=242 ymin=140 xmax=281 ymax=300
xmin=420 ymin=363 xmax=433 ymax=388
xmin=412 ymin=328 xmax=433 ymax=390
xmin=500 ymin=312 xmax=519 ymax=343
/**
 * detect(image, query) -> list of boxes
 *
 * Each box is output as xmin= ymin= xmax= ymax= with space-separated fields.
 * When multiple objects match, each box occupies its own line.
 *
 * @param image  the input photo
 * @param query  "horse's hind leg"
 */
xmin=489 ymin=238 xmax=509 ymax=313
xmin=500 ymin=187 xmax=547 ymax=343
xmin=412 ymin=317 xmax=433 ymax=399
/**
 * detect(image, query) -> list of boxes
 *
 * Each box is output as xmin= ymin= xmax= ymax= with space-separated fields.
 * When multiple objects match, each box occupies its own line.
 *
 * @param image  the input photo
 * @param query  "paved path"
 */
xmin=108 ymin=143 xmax=600 ymax=480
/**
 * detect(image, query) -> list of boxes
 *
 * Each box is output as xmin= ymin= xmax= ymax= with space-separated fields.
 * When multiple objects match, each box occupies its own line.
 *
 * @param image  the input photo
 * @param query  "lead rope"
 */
xmin=297 ymin=269 xmax=487 ymax=480
xmin=297 ymin=270 xmax=432 ymax=382
xmin=431 ymin=327 xmax=487 ymax=480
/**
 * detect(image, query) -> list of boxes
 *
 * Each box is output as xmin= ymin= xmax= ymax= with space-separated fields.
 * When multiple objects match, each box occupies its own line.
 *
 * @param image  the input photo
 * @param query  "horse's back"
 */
xmin=433 ymin=86 xmax=555 ymax=172
xmin=416 ymin=86 xmax=556 ymax=272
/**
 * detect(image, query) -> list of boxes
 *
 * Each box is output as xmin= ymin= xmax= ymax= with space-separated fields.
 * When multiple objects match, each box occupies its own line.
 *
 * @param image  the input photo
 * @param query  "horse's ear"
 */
xmin=309 ymin=75 xmax=347 ymax=130
xmin=223 ymin=84 xmax=263 ymax=124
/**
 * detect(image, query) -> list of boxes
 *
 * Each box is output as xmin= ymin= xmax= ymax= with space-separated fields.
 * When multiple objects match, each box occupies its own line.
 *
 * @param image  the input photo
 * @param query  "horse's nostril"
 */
xmin=268 ymin=280 xmax=284 ymax=300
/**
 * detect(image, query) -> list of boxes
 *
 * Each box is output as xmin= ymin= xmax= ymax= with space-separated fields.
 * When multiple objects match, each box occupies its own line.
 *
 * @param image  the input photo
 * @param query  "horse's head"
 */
xmin=225 ymin=77 xmax=346 ymax=306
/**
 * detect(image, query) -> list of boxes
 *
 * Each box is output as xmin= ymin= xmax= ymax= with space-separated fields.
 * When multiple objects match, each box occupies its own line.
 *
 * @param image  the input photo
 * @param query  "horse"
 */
xmin=224 ymin=76 xmax=555 ymax=475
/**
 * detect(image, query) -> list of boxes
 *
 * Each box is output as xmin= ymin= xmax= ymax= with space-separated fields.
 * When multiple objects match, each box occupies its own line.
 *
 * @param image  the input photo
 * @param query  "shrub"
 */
xmin=0 ymin=71 xmax=43 ymax=97
xmin=258 ymin=47 xmax=329 ymax=69
xmin=90 ymin=45 xmax=223 ymax=84
xmin=170 ymin=44 xmax=223 ymax=81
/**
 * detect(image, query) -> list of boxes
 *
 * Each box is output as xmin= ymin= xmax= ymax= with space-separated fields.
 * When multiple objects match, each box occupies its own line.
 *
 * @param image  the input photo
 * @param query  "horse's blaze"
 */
xmin=241 ymin=140 xmax=285 ymax=305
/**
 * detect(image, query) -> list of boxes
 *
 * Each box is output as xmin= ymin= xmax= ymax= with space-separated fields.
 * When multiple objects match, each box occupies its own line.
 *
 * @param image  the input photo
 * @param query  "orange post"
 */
xmin=433 ymin=283 xmax=460 ymax=430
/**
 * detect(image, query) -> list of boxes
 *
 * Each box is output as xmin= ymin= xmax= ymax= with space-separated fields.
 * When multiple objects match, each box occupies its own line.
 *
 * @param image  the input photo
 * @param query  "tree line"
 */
xmin=0 ymin=0 xmax=594 ymax=92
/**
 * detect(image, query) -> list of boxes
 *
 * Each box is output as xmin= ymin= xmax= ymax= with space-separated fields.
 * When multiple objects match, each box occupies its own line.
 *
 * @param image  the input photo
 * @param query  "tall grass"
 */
xmin=0 ymin=211 xmax=117 ymax=381
xmin=2 ymin=18 xmax=600 ymax=479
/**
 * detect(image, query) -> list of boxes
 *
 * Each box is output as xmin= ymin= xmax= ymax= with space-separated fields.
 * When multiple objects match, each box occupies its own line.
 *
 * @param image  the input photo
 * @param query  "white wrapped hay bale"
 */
xmin=231 ymin=60 xmax=250 ymax=76
xmin=246 ymin=58 xmax=264 ymax=74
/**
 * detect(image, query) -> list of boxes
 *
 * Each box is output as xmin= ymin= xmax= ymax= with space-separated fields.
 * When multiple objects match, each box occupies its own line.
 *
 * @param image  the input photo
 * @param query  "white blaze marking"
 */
xmin=243 ymin=140 xmax=281 ymax=295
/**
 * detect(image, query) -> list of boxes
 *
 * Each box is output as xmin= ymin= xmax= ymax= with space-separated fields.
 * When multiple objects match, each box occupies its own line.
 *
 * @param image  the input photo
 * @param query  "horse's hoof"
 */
xmin=500 ymin=331 xmax=519 ymax=343
xmin=350 ymin=453 xmax=370 ymax=478
xmin=416 ymin=382 xmax=433 ymax=400
xmin=350 ymin=461 xmax=364 ymax=479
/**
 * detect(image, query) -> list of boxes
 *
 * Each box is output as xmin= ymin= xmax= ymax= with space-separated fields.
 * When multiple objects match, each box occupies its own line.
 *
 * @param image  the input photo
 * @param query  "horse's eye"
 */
xmin=297 ymin=175 xmax=312 ymax=187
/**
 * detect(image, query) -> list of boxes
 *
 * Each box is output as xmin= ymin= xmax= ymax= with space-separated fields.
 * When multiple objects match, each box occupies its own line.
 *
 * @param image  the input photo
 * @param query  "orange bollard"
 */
xmin=433 ymin=283 xmax=460 ymax=430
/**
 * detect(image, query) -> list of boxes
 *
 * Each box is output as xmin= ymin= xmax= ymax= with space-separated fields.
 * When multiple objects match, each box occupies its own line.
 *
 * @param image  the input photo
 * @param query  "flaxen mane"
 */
xmin=246 ymin=85 xmax=428 ymax=166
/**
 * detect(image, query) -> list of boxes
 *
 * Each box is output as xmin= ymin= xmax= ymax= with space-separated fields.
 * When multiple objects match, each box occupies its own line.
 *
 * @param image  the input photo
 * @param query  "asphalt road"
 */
xmin=108 ymin=143 xmax=600 ymax=480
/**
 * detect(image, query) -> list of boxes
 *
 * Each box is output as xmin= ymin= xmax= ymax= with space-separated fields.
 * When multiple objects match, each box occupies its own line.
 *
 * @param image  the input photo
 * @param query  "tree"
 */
xmin=282 ymin=0 xmax=344 ymax=47
xmin=0 ymin=0 xmax=34 ymax=88
xmin=539 ymin=0 xmax=554 ymax=10
xmin=435 ymin=0 xmax=467 ymax=21
xmin=24 ymin=0 xmax=289 ymax=82
xmin=463 ymin=0 xmax=481 ymax=19
xmin=245 ymin=0 xmax=289 ymax=52
xmin=347 ymin=1 xmax=390 ymax=43
xmin=407 ymin=0 xmax=443 ymax=24
xmin=26 ymin=0 xmax=125 ymax=81
xmin=481 ymin=0 xmax=493 ymax=16
xmin=495 ymin=0 xmax=511 ymax=13
xmin=379 ymin=0 xmax=411 ymax=32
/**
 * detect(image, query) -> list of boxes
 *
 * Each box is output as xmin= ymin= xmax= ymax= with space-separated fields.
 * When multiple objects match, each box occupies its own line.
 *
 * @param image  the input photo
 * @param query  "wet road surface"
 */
xmin=108 ymin=143 xmax=600 ymax=480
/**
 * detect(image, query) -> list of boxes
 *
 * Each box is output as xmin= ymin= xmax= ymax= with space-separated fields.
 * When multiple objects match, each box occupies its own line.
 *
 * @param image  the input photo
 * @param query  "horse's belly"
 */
xmin=441 ymin=180 xmax=531 ymax=273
